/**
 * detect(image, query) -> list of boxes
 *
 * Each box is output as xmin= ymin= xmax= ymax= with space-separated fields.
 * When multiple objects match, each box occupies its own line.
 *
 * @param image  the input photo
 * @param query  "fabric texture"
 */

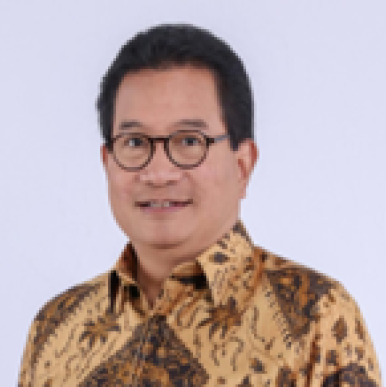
xmin=19 ymin=222 xmax=381 ymax=386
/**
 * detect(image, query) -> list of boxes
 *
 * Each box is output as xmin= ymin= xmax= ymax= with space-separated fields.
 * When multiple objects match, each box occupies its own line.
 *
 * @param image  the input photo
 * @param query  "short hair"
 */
xmin=97 ymin=24 xmax=254 ymax=150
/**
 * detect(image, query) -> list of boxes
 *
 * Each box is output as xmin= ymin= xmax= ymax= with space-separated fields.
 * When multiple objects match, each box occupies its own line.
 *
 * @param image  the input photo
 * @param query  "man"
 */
xmin=19 ymin=24 xmax=381 ymax=386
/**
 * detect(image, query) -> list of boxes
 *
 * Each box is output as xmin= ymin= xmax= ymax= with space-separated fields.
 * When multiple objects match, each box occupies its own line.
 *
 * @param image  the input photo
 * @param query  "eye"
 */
xmin=123 ymin=136 xmax=145 ymax=147
xmin=181 ymin=136 xmax=200 ymax=146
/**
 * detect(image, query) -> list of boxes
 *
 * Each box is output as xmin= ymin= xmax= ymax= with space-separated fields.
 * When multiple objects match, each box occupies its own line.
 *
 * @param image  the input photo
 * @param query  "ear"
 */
xmin=235 ymin=139 xmax=258 ymax=199
xmin=101 ymin=144 xmax=108 ymax=169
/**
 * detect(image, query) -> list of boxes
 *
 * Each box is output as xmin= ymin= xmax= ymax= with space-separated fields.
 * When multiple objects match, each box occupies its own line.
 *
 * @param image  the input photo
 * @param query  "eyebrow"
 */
xmin=119 ymin=120 xmax=146 ymax=130
xmin=173 ymin=119 xmax=208 ymax=130
xmin=118 ymin=119 xmax=209 ymax=131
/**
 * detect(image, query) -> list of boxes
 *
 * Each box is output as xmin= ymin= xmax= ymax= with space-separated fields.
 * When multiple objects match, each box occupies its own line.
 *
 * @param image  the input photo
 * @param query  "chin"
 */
xmin=124 ymin=225 xmax=188 ymax=249
xmin=144 ymin=231 xmax=187 ymax=249
xmin=148 ymin=240 xmax=182 ymax=250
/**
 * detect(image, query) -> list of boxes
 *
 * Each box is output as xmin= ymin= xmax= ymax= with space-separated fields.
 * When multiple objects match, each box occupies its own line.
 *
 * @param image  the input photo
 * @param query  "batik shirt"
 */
xmin=19 ymin=222 xmax=381 ymax=386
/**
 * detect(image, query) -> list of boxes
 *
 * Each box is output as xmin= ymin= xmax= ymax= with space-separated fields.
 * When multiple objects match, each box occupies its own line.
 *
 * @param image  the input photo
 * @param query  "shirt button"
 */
xmin=126 ymin=284 xmax=140 ymax=299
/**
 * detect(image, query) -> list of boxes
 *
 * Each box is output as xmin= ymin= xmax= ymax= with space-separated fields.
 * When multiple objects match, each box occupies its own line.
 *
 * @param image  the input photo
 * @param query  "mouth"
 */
xmin=136 ymin=199 xmax=193 ymax=210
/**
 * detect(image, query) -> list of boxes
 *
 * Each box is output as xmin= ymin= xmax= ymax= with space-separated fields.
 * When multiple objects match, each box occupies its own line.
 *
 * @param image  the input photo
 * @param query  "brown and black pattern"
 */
xmin=79 ymin=310 xmax=121 ymax=349
xmin=170 ymin=273 xmax=208 ymax=290
xmin=250 ymin=357 xmax=265 ymax=374
xmin=326 ymin=350 xmax=338 ymax=366
xmin=197 ymin=296 xmax=244 ymax=339
xmin=210 ymin=221 xmax=252 ymax=265
xmin=232 ymin=221 xmax=253 ymax=245
xmin=322 ymin=362 xmax=378 ymax=386
xmin=276 ymin=366 xmax=296 ymax=386
xmin=31 ymin=282 xmax=103 ymax=366
xmin=237 ymin=375 xmax=253 ymax=386
xmin=356 ymin=318 xmax=366 ymax=341
xmin=80 ymin=315 xmax=209 ymax=386
xmin=311 ymin=342 xmax=322 ymax=364
xmin=211 ymin=251 xmax=231 ymax=264
xmin=356 ymin=347 xmax=365 ymax=361
xmin=266 ymin=266 xmax=336 ymax=341
xmin=332 ymin=317 xmax=348 ymax=344
xmin=19 ymin=222 xmax=382 ymax=387
xmin=211 ymin=336 xmax=245 ymax=372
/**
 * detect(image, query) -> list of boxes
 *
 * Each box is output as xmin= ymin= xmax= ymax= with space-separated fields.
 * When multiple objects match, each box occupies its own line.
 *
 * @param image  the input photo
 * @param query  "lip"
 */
xmin=135 ymin=199 xmax=193 ymax=212
xmin=136 ymin=199 xmax=193 ymax=213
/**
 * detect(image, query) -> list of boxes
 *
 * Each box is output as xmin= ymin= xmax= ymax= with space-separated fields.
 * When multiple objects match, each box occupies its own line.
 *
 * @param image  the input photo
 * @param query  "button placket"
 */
xmin=129 ymin=316 xmax=154 ymax=387
xmin=126 ymin=280 xmax=181 ymax=386
xmin=123 ymin=284 xmax=152 ymax=387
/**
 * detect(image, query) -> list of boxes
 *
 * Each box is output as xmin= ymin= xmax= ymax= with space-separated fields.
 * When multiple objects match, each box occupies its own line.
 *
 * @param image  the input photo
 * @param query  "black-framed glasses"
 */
xmin=106 ymin=130 xmax=230 ymax=171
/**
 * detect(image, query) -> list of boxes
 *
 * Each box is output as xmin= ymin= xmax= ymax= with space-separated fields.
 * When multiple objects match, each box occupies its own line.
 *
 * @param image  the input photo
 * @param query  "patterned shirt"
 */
xmin=19 ymin=222 xmax=381 ymax=386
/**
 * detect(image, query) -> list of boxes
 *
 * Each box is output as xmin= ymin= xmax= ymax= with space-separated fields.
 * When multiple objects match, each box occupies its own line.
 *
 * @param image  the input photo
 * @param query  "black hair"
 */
xmin=97 ymin=24 xmax=253 ymax=150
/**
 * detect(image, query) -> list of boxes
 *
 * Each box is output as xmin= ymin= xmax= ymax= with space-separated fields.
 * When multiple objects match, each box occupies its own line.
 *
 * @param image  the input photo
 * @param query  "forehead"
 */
xmin=113 ymin=66 xmax=224 ymax=133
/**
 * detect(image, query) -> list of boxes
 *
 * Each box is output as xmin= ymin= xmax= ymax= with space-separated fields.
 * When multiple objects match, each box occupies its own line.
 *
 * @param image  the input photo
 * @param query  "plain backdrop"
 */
xmin=1 ymin=1 xmax=385 ymax=383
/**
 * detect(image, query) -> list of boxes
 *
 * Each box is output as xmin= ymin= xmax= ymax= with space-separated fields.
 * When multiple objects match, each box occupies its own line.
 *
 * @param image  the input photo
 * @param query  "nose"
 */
xmin=138 ymin=140 xmax=182 ymax=186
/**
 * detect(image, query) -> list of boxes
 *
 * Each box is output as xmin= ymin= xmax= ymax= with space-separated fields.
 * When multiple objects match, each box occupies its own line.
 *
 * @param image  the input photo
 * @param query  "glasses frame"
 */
xmin=106 ymin=129 xmax=230 ymax=171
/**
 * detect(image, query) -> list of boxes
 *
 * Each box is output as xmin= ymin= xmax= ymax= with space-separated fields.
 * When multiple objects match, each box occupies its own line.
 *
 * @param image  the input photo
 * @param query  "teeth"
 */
xmin=149 ymin=201 xmax=172 ymax=208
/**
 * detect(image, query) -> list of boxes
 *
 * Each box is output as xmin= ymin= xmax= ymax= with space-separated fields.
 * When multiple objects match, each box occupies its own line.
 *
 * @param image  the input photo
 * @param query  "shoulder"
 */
xmin=254 ymin=245 xmax=351 ymax=300
xmin=19 ymin=272 xmax=112 ymax=382
xmin=19 ymin=272 xmax=118 ymax=386
xmin=30 ymin=272 xmax=110 ymax=360
xmin=252 ymin=246 xmax=358 ymax=339
xmin=249 ymin=247 xmax=381 ymax=384
xmin=254 ymin=245 xmax=342 ymax=299
xmin=34 ymin=272 xmax=110 ymax=325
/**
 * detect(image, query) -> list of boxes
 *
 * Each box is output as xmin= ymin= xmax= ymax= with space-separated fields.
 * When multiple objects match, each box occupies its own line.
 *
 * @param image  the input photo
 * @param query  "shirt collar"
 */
xmin=109 ymin=220 xmax=254 ymax=308
xmin=196 ymin=221 xmax=254 ymax=305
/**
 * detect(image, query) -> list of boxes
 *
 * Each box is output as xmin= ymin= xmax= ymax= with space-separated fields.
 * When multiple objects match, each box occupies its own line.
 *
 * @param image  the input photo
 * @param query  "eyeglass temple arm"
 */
xmin=207 ymin=133 xmax=230 ymax=145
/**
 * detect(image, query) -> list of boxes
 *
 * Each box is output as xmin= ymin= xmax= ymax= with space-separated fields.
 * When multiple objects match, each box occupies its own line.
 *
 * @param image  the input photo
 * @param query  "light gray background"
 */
xmin=1 ymin=1 xmax=385 ymax=384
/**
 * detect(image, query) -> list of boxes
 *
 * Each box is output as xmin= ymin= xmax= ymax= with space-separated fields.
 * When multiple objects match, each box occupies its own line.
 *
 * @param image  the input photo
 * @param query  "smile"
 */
xmin=136 ymin=199 xmax=193 ymax=210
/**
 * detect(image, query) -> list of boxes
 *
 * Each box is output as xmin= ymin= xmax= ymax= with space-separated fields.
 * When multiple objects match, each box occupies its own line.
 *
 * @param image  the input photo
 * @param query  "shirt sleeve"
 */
xmin=18 ymin=319 xmax=37 ymax=387
xmin=308 ymin=283 xmax=382 ymax=386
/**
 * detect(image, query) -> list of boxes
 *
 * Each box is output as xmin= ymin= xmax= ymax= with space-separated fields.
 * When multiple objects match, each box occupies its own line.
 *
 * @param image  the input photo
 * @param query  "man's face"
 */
xmin=103 ymin=66 xmax=256 ymax=259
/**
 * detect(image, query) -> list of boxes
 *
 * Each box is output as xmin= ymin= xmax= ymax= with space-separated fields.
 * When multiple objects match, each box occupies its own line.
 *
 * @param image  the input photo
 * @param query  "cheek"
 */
xmin=107 ymin=168 xmax=135 ymax=204
xmin=195 ymin=158 xmax=239 ymax=205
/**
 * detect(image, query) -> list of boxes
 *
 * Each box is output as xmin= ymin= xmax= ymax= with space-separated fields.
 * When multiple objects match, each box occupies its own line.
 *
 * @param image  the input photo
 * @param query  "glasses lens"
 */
xmin=169 ymin=131 xmax=206 ymax=166
xmin=114 ymin=133 xmax=151 ymax=169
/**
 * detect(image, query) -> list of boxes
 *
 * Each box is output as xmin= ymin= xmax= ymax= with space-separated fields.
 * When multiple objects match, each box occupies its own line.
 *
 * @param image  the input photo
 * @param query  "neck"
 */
xmin=134 ymin=244 xmax=200 ymax=306
xmin=136 ymin=262 xmax=165 ymax=307
xmin=131 ymin=217 xmax=239 ymax=306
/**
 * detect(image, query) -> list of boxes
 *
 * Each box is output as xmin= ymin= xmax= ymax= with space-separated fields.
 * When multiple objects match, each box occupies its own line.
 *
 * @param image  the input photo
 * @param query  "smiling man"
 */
xmin=103 ymin=65 xmax=254 ymax=306
xmin=19 ymin=25 xmax=381 ymax=386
